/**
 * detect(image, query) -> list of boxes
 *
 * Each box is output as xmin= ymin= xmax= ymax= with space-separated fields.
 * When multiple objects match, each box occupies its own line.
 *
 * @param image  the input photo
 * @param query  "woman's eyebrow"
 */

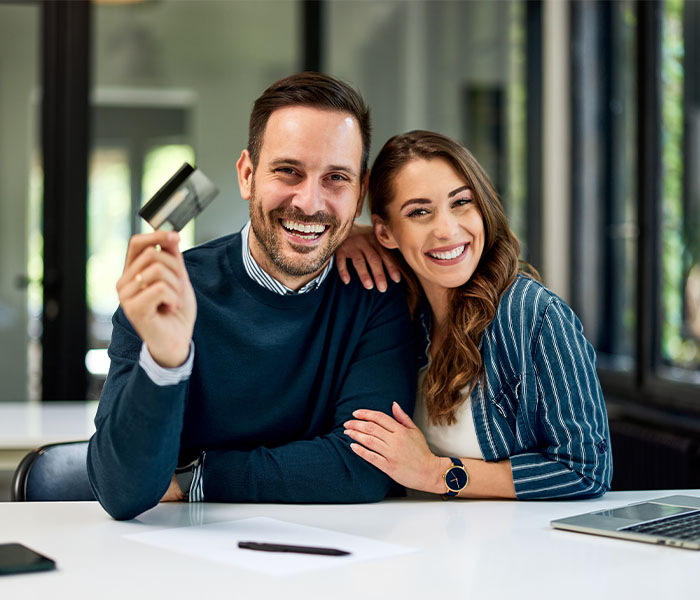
xmin=448 ymin=185 xmax=470 ymax=198
xmin=399 ymin=197 xmax=431 ymax=211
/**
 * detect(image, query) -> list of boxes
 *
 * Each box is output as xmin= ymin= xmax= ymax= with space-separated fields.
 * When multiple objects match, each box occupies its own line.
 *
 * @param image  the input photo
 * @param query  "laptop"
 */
xmin=551 ymin=495 xmax=700 ymax=549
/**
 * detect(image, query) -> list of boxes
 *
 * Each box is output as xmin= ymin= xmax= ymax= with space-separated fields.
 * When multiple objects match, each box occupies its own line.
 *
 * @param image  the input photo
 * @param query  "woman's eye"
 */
xmin=407 ymin=208 xmax=429 ymax=218
xmin=453 ymin=197 xmax=471 ymax=208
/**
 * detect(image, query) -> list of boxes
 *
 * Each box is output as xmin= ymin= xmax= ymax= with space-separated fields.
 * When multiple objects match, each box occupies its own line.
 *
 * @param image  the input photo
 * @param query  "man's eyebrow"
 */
xmin=269 ymin=158 xmax=303 ymax=168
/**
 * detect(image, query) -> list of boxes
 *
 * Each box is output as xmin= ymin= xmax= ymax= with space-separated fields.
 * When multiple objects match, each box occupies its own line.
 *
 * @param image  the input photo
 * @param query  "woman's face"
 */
xmin=374 ymin=158 xmax=485 ymax=295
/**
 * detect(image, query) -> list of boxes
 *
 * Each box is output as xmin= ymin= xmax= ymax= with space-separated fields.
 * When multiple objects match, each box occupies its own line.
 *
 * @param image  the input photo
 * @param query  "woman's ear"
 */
xmin=372 ymin=214 xmax=399 ymax=250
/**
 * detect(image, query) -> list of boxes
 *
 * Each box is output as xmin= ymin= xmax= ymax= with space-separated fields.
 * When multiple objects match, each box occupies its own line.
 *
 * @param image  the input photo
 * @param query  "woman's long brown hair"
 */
xmin=369 ymin=131 xmax=535 ymax=425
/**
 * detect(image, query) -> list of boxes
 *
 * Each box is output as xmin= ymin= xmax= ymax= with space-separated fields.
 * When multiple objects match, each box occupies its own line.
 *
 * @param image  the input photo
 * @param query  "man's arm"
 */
xmin=201 ymin=286 xmax=418 ymax=503
xmin=87 ymin=309 xmax=190 ymax=520
xmin=87 ymin=231 xmax=196 ymax=520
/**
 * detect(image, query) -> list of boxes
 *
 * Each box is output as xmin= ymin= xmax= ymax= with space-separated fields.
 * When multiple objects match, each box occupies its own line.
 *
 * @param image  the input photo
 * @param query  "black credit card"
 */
xmin=138 ymin=162 xmax=219 ymax=232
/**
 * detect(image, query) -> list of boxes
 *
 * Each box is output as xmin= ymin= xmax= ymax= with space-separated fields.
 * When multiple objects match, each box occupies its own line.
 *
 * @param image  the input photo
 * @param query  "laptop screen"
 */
xmin=593 ymin=502 xmax=697 ymax=521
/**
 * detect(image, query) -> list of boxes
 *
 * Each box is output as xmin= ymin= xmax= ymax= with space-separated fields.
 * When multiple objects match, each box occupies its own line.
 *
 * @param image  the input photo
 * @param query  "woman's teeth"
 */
xmin=428 ymin=245 xmax=466 ymax=260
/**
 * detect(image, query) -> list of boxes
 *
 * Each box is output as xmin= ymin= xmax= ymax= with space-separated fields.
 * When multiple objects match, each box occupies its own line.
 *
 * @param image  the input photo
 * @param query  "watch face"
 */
xmin=446 ymin=466 xmax=468 ymax=492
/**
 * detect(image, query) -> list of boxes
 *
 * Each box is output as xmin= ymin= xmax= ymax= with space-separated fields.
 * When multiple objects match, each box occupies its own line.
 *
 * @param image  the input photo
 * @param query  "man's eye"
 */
xmin=329 ymin=173 xmax=348 ymax=182
xmin=276 ymin=167 xmax=297 ymax=176
xmin=407 ymin=208 xmax=429 ymax=218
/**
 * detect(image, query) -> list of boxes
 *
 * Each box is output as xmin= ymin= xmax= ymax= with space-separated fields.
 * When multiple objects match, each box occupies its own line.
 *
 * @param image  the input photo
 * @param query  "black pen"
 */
xmin=238 ymin=541 xmax=351 ymax=557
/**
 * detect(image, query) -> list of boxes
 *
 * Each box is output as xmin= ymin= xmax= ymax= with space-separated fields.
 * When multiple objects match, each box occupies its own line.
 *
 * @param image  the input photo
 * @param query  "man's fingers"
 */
xmin=120 ymin=260 xmax=184 ymax=302
xmin=125 ymin=280 xmax=182 ymax=317
xmin=125 ymin=231 xmax=180 ymax=268
xmin=119 ymin=244 xmax=183 ymax=293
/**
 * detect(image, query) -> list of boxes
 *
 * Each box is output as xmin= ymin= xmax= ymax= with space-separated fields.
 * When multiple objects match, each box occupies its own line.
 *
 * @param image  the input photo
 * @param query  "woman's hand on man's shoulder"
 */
xmin=335 ymin=223 xmax=402 ymax=292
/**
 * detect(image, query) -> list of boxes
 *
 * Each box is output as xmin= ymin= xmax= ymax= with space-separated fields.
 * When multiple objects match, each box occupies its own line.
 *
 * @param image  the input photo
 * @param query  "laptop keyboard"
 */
xmin=623 ymin=510 xmax=700 ymax=540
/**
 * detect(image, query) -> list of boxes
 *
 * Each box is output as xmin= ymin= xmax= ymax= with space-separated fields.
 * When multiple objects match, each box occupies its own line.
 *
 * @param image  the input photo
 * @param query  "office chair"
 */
xmin=11 ymin=440 xmax=95 ymax=501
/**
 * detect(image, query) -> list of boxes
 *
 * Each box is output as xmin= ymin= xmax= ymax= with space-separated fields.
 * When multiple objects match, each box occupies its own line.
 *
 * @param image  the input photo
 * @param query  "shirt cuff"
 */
xmin=139 ymin=341 xmax=194 ymax=386
xmin=189 ymin=451 xmax=205 ymax=503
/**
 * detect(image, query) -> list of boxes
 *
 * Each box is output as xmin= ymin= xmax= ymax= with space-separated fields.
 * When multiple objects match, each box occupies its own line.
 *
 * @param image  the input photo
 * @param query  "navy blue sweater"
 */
xmin=87 ymin=232 xmax=418 ymax=520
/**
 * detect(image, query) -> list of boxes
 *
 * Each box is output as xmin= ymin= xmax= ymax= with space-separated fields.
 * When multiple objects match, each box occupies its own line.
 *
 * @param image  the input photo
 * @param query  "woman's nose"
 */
xmin=432 ymin=210 xmax=459 ymax=239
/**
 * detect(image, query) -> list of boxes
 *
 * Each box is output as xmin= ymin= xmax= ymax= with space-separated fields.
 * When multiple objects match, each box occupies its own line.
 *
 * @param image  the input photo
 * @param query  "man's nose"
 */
xmin=291 ymin=178 xmax=324 ymax=215
xmin=433 ymin=210 xmax=459 ymax=239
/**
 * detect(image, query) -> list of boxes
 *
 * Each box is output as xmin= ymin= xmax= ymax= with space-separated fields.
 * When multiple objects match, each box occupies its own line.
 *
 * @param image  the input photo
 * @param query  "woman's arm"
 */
xmin=335 ymin=223 xmax=402 ymax=292
xmin=344 ymin=402 xmax=515 ymax=499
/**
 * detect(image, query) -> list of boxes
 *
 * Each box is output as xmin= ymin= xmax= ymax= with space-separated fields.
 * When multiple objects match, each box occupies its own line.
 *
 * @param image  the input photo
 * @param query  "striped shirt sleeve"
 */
xmin=510 ymin=297 xmax=612 ymax=499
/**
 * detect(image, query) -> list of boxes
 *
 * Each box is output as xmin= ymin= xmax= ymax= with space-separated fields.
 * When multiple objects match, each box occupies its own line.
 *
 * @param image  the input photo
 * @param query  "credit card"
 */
xmin=138 ymin=162 xmax=219 ymax=232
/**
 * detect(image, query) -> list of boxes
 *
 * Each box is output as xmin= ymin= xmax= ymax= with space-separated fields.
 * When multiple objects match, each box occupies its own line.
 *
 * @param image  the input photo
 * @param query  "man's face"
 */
xmin=237 ymin=106 xmax=365 ymax=290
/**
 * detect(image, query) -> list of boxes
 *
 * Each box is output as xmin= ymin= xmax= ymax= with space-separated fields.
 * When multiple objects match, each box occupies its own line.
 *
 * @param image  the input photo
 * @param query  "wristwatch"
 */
xmin=442 ymin=457 xmax=469 ymax=498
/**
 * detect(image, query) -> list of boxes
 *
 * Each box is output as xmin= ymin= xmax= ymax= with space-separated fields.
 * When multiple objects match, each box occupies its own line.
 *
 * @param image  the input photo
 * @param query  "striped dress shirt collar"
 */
xmin=240 ymin=221 xmax=334 ymax=295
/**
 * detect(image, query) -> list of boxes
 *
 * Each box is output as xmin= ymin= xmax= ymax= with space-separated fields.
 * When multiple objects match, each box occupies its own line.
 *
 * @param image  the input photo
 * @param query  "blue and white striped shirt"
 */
xmin=419 ymin=274 xmax=612 ymax=499
xmin=139 ymin=221 xmax=334 ymax=502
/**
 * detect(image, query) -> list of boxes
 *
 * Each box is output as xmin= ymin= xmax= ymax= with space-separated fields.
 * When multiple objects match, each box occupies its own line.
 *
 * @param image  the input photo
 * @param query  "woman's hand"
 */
xmin=335 ymin=223 xmax=401 ymax=292
xmin=344 ymin=402 xmax=445 ymax=493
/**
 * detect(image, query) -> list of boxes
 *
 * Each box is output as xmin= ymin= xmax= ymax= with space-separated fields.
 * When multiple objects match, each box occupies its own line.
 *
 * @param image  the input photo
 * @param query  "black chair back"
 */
xmin=11 ymin=440 xmax=95 ymax=501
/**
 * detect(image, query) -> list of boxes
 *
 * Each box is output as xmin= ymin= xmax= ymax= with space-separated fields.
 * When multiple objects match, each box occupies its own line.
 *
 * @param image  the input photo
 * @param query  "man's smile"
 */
xmin=280 ymin=218 xmax=329 ymax=243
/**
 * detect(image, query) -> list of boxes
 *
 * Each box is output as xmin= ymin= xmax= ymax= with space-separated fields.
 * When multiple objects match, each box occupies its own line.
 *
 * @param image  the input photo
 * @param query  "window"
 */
xmin=571 ymin=0 xmax=700 ymax=413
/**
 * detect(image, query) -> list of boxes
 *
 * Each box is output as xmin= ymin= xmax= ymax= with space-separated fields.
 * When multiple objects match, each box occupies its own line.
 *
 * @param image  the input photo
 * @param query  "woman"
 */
xmin=341 ymin=130 xmax=612 ymax=499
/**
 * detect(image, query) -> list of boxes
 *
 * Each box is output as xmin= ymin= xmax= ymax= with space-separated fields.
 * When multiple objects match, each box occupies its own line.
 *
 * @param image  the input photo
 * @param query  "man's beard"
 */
xmin=248 ymin=183 xmax=356 ymax=278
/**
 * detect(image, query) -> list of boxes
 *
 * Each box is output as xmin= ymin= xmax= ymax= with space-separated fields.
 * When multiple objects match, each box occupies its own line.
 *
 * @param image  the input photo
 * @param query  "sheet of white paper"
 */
xmin=124 ymin=517 xmax=417 ymax=575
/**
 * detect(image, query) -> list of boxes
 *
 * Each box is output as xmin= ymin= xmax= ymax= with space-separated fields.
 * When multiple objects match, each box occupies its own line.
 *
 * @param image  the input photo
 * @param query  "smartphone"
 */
xmin=138 ymin=162 xmax=219 ymax=232
xmin=0 ymin=543 xmax=56 ymax=575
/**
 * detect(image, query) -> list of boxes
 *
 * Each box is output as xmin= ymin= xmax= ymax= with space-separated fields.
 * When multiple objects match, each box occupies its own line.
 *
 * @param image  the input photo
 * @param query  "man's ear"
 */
xmin=236 ymin=149 xmax=254 ymax=201
xmin=355 ymin=170 xmax=370 ymax=218
xmin=372 ymin=214 xmax=399 ymax=250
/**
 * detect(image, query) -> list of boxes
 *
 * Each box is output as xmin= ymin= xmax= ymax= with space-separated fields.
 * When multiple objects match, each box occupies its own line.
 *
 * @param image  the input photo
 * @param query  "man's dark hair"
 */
xmin=248 ymin=72 xmax=371 ymax=176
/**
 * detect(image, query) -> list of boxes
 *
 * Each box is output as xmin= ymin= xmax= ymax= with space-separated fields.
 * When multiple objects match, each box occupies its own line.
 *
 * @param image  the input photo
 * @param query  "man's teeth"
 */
xmin=281 ymin=219 xmax=327 ymax=238
xmin=428 ymin=245 xmax=466 ymax=260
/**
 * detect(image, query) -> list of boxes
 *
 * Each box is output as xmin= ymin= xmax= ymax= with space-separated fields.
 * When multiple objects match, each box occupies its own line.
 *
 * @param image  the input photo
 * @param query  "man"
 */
xmin=87 ymin=72 xmax=418 ymax=520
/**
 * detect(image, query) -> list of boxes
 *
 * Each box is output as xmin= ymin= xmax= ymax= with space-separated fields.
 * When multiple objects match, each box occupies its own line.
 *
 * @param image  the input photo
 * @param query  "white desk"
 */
xmin=0 ymin=401 xmax=97 ymax=471
xmin=1 ymin=491 xmax=698 ymax=599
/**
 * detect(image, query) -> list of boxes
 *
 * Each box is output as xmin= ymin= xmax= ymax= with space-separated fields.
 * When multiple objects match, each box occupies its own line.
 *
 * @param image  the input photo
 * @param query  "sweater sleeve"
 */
xmin=510 ymin=298 xmax=613 ymax=499
xmin=200 ymin=288 xmax=418 ymax=504
xmin=86 ymin=308 xmax=189 ymax=520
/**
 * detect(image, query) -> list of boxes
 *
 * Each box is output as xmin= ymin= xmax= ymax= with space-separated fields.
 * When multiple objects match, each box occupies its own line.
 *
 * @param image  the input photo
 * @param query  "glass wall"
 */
xmin=87 ymin=0 xmax=300 ymax=395
xmin=0 ymin=4 xmax=41 ymax=402
xmin=325 ymin=0 xmax=528 ymax=245
xmin=570 ymin=0 xmax=637 ymax=374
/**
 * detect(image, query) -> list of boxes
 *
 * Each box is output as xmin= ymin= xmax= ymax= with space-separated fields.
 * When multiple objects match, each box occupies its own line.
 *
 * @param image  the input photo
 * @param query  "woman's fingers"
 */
xmin=349 ymin=408 xmax=401 ymax=432
xmin=343 ymin=427 xmax=390 ymax=454
xmin=349 ymin=443 xmax=391 ymax=473
xmin=391 ymin=402 xmax=416 ymax=428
